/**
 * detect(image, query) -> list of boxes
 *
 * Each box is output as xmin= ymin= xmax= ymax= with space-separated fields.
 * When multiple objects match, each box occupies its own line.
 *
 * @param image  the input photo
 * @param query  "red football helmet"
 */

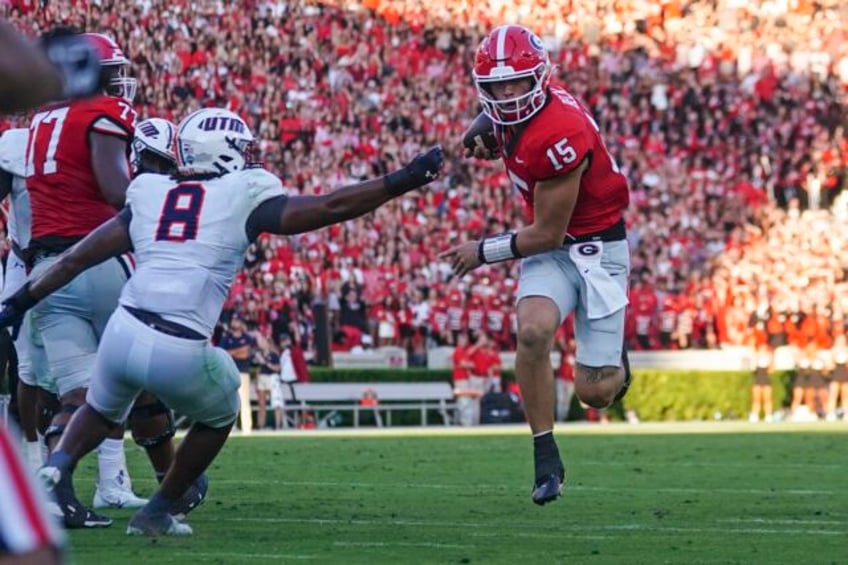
xmin=473 ymin=25 xmax=551 ymax=125
xmin=84 ymin=33 xmax=137 ymax=102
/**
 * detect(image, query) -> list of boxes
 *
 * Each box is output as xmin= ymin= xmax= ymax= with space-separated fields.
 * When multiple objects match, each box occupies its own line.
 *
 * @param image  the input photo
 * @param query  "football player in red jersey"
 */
xmin=441 ymin=25 xmax=632 ymax=505
xmin=24 ymin=33 xmax=181 ymax=528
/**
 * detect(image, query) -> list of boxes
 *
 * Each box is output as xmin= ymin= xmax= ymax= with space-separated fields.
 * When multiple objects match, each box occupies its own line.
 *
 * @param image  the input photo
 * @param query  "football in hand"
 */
xmin=461 ymin=112 xmax=499 ymax=158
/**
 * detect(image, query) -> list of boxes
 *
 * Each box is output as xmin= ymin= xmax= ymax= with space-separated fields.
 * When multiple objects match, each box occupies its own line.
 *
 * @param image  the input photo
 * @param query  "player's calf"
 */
xmin=128 ymin=394 xmax=176 ymax=480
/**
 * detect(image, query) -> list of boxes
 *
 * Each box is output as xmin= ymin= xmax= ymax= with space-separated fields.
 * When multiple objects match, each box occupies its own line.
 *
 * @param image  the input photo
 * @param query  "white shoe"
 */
xmin=93 ymin=487 xmax=148 ymax=509
xmin=748 ymin=413 xmax=759 ymax=423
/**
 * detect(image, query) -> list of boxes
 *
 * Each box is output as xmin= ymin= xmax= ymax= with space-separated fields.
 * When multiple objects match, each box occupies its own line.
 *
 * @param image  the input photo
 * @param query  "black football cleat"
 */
xmin=531 ymin=465 xmax=565 ymax=506
xmin=59 ymin=499 xmax=114 ymax=529
xmin=39 ymin=465 xmax=113 ymax=528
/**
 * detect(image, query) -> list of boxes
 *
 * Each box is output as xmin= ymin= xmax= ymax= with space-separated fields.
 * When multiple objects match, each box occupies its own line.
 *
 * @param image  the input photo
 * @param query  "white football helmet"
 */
xmin=175 ymin=108 xmax=258 ymax=176
xmin=132 ymin=118 xmax=177 ymax=174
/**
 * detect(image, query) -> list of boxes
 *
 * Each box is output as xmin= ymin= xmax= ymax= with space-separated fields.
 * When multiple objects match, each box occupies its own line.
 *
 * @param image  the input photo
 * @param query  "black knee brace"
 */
xmin=43 ymin=404 xmax=80 ymax=444
xmin=129 ymin=400 xmax=176 ymax=448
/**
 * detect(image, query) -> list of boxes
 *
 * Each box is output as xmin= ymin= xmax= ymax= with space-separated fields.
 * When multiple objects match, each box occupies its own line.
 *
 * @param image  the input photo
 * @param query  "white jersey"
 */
xmin=0 ymin=128 xmax=32 ymax=248
xmin=121 ymin=167 xmax=285 ymax=337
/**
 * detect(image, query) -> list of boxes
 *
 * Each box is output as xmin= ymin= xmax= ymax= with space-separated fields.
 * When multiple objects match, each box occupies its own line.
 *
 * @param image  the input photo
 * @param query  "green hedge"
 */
xmin=622 ymin=370 xmax=792 ymax=421
xmin=305 ymin=367 xmax=793 ymax=422
xmin=307 ymin=367 xmax=454 ymax=383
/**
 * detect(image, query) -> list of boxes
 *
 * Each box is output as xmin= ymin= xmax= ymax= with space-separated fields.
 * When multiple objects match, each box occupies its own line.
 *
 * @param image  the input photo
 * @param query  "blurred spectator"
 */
xmin=749 ymin=343 xmax=774 ymax=423
xmin=0 ymin=0 xmax=845 ymax=366
xmin=451 ymin=332 xmax=478 ymax=426
xmin=253 ymin=337 xmax=281 ymax=430
xmin=219 ymin=319 xmax=256 ymax=433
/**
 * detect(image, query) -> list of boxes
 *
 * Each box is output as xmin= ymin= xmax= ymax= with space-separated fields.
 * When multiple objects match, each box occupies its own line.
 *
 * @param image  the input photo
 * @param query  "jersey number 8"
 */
xmin=156 ymin=183 xmax=206 ymax=242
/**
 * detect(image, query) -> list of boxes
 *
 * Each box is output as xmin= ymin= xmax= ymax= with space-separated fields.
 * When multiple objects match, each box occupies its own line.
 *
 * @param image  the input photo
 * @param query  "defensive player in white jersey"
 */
xmin=0 ymin=108 xmax=444 ymax=536
xmin=132 ymin=117 xmax=178 ymax=176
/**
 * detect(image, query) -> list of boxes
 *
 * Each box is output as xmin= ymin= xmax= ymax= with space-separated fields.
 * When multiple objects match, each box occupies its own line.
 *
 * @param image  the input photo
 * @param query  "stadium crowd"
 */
xmin=0 ymin=0 xmax=846 ymax=369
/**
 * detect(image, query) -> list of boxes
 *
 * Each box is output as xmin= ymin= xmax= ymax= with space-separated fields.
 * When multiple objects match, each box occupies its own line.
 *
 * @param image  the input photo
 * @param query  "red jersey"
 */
xmin=452 ymin=345 xmax=472 ymax=381
xmin=26 ymin=95 xmax=135 ymax=244
xmin=496 ymin=84 xmax=629 ymax=236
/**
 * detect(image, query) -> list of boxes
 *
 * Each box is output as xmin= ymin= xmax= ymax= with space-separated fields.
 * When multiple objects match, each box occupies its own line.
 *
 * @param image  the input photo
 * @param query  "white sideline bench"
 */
xmin=281 ymin=382 xmax=457 ymax=427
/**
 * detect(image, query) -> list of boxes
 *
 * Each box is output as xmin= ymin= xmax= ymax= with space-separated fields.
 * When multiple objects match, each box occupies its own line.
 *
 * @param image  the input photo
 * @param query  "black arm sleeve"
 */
xmin=116 ymin=206 xmax=132 ymax=226
xmin=115 ymin=206 xmax=134 ymax=251
xmin=245 ymin=195 xmax=288 ymax=243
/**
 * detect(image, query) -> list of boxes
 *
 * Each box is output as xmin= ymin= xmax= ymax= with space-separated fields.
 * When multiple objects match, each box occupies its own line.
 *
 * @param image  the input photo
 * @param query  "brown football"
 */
xmin=462 ymin=112 xmax=499 ymax=153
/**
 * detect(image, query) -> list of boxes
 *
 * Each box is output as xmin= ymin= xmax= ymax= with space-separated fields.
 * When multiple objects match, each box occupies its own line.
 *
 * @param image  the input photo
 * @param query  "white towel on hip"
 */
xmin=569 ymin=241 xmax=629 ymax=320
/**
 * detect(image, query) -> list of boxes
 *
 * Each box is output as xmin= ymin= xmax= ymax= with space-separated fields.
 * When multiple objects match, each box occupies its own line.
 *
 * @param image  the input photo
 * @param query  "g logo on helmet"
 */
xmin=577 ymin=243 xmax=600 ymax=256
xmin=529 ymin=33 xmax=544 ymax=52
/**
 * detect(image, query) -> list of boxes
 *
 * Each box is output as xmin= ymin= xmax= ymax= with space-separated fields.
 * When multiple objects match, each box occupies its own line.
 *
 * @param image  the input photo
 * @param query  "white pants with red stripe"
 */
xmin=0 ymin=424 xmax=64 ymax=555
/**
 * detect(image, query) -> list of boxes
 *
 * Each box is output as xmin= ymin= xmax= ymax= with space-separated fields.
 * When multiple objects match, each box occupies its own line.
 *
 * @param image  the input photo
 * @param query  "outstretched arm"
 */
xmin=0 ymin=212 xmax=132 ymax=327
xmin=249 ymin=146 xmax=443 ymax=237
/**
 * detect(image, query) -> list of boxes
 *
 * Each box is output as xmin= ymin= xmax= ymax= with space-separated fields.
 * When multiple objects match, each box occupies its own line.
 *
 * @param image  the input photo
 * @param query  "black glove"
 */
xmin=0 ymin=283 xmax=39 ymax=341
xmin=384 ymin=145 xmax=444 ymax=196
xmin=40 ymin=29 xmax=103 ymax=101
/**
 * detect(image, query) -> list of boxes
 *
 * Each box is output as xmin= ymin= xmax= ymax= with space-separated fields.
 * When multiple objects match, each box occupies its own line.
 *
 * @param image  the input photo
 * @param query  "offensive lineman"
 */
xmin=441 ymin=25 xmax=632 ymax=505
xmin=0 ymin=108 xmax=444 ymax=536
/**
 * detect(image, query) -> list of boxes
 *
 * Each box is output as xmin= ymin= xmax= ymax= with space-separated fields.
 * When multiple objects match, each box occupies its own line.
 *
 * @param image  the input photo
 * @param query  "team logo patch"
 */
xmin=577 ymin=243 xmax=600 ymax=256
xmin=198 ymin=116 xmax=246 ymax=133
xmin=139 ymin=121 xmax=160 ymax=138
xmin=529 ymin=33 xmax=544 ymax=52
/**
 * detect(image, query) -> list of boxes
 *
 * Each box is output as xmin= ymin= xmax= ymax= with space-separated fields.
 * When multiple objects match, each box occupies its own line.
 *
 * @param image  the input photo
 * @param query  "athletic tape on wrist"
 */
xmin=478 ymin=233 xmax=522 ymax=264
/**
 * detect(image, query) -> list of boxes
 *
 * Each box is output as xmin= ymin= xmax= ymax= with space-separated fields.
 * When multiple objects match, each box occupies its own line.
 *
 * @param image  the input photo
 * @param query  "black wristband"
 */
xmin=8 ymin=282 xmax=39 ymax=311
xmin=384 ymin=169 xmax=414 ymax=197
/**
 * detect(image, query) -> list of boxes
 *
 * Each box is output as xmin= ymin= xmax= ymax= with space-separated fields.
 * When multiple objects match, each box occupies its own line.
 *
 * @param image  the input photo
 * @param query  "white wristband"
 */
xmin=477 ymin=233 xmax=522 ymax=264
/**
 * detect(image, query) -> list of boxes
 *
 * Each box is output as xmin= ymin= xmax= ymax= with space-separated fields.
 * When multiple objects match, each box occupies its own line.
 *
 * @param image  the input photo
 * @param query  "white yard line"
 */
xmin=133 ymin=477 xmax=836 ymax=496
xmin=718 ymin=518 xmax=845 ymax=526
xmin=334 ymin=541 xmax=472 ymax=549
xmin=220 ymin=516 xmax=846 ymax=536
xmin=170 ymin=552 xmax=317 ymax=561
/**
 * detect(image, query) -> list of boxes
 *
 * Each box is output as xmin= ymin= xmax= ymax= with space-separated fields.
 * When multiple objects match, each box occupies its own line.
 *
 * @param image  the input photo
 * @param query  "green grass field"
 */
xmin=65 ymin=423 xmax=848 ymax=564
